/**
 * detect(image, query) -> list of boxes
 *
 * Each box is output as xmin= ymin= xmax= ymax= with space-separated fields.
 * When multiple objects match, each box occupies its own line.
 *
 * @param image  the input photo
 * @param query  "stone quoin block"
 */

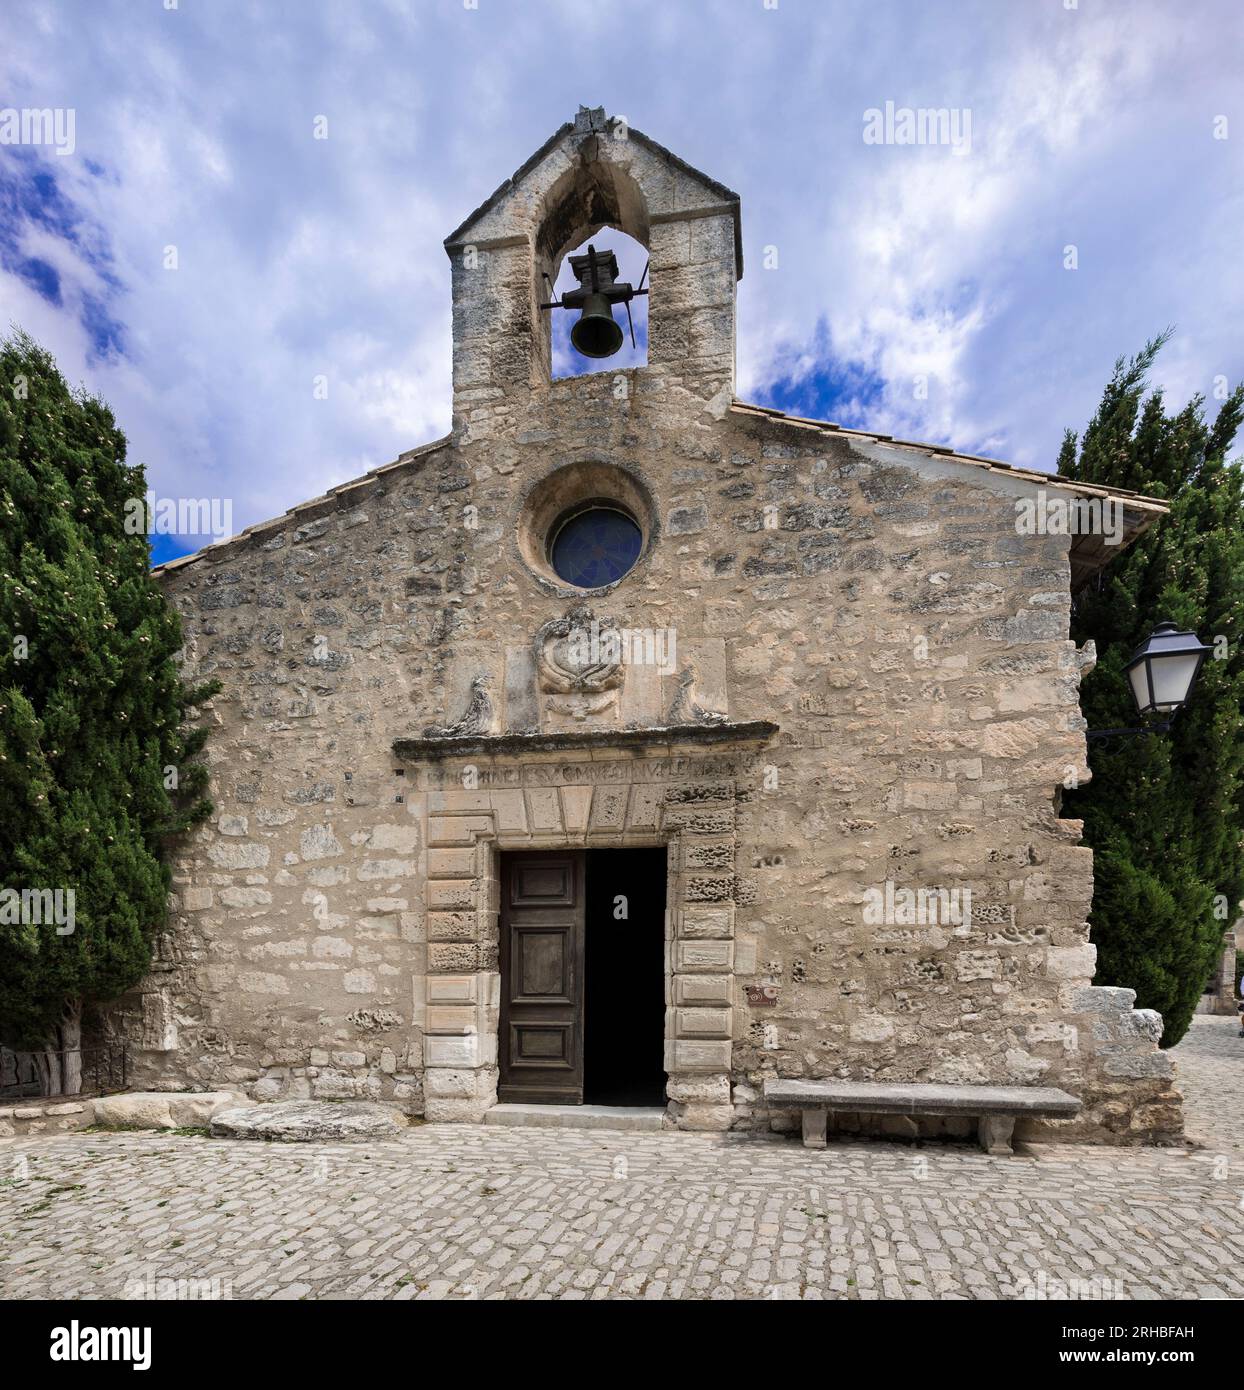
xmin=663 ymin=1040 xmax=733 ymax=1074
xmin=678 ymin=904 xmax=734 ymax=939
xmin=675 ymin=940 xmax=735 ymax=974
xmin=426 ymin=879 xmax=476 ymax=912
xmin=426 ymin=975 xmax=479 ymax=1004
xmin=674 ymin=974 xmax=733 ymax=1007
xmin=424 ymin=1034 xmax=497 ymax=1069
xmin=675 ymin=1008 xmax=732 ymax=1039
xmin=424 ymin=1005 xmax=480 ymax=1036
xmin=427 ymin=911 xmax=478 ymax=943
xmin=427 ymin=815 xmax=493 ymax=847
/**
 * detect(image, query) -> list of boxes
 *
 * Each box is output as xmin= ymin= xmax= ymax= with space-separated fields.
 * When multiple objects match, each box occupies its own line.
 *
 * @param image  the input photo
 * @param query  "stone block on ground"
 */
xmin=210 ymin=1100 xmax=409 ymax=1142
xmin=91 ymin=1091 xmax=254 ymax=1130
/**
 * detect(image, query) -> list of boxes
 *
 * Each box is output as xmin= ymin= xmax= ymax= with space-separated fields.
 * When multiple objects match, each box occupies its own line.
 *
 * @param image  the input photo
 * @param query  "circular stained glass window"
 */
xmin=549 ymin=505 xmax=643 ymax=588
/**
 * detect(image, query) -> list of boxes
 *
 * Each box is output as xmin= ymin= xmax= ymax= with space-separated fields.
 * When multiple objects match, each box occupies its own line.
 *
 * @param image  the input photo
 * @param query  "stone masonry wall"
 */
xmin=100 ymin=376 xmax=1177 ymax=1142
xmin=99 ymin=114 xmax=1177 ymax=1143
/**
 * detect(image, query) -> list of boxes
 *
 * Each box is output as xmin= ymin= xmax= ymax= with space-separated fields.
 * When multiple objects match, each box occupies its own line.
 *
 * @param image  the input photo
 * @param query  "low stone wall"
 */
xmin=730 ymin=984 xmax=1182 ymax=1147
xmin=0 ymin=1100 xmax=94 ymax=1138
xmin=1026 ymin=986 xmax=1182 ymax=1145
xmin=1 ymin=1088 xmax=253 ymax=1139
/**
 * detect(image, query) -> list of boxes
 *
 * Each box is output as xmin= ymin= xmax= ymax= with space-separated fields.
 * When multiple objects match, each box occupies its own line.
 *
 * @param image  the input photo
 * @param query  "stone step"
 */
xmin=484 ymin=1103 xmax=667 ymax=1132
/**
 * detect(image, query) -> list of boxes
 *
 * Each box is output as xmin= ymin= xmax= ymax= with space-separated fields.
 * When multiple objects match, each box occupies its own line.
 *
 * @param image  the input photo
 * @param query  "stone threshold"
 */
xmin=484 ymin=1104 xmax=668 ymax=1132
xmin=393 ymin=719 xmax=779 ymax=763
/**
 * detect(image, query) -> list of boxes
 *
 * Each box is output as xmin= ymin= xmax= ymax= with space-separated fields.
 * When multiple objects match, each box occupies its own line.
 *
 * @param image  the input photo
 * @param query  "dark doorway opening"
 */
xmin=583 ymin=847 xmax=667 ymax=1106
xmin=497 ymin=846 xmax=667 ymax=1107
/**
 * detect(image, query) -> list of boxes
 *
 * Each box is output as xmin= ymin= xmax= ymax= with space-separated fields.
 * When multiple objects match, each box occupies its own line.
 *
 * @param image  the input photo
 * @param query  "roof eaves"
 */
xmin=150 ymin=432 xmax=452 ymax=579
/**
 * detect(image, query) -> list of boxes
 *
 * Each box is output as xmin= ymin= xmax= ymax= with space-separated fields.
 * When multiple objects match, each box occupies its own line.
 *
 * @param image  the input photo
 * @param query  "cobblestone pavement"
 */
xmin=2 ymin=1017 xmax=1241 ymax=1301
xmin=1179 ymin=1014 xmax=1244 ymax=1153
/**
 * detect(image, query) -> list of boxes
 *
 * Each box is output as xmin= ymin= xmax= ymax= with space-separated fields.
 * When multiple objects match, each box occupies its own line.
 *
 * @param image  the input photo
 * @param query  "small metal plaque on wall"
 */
xmin=746 ymin=984 xmax=779 ymax=1007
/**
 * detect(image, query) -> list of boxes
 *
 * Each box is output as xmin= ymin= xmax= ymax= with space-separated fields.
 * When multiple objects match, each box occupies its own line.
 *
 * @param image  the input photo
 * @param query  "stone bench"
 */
xmin=762 ymin=1079 xmax=1081 ymax=1155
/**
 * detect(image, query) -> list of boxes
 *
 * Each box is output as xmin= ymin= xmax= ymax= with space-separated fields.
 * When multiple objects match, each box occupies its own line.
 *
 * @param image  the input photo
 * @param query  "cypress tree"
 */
xmin=0 ymin=330 xmax=217 ymax=1092
xmin=1061 ymin=333 xmax=1244 ymax=1046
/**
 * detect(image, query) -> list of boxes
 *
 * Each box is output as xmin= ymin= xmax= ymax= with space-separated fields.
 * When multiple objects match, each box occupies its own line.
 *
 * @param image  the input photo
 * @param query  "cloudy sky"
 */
xmin=2 ymin=0 xmax=1241 ymax=563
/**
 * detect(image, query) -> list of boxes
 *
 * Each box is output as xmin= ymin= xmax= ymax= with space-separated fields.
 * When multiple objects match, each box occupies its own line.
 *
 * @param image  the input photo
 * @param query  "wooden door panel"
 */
xmin=514 ymin=927 xmax=571 ymax=1001
xmin=499 ymin=851 xmax=585 ymax=1103
xmin=510 ymin=862 xmax=575 ymax=907
xmin=509 ymin=1022 xmax=574 ymax=1068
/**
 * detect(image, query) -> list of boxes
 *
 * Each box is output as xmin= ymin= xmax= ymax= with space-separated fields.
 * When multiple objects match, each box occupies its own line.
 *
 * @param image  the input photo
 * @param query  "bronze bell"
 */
xmin=570 ymin=290 xmax=625 ymax=358
xmin=544 ymin=243 xmax=645 ymax=360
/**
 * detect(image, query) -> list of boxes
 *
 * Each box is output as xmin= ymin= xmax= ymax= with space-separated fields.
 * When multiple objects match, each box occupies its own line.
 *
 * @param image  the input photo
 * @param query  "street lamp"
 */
xmin=1088 ymin=621 xmax=1213 ymax=743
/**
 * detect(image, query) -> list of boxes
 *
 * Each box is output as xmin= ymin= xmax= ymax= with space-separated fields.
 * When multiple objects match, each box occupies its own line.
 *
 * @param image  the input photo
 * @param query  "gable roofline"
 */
xmin=443 ymin=113 xmax=745 ymax=278
xmin=729 ymin=401 xmax=1168 ymax=507
xmin=149 ymin=433 xmax=451 ymax=579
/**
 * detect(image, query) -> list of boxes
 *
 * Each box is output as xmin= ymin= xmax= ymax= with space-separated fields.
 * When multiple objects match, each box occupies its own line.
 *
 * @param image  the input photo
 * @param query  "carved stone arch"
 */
xmin=534 ymin=147 xmax=651 ymax=270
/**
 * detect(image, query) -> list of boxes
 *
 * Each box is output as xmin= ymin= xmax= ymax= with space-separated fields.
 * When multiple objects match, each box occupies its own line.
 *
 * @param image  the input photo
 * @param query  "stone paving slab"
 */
xmin=0 ymin=1016 xmax=1240 ymax=1301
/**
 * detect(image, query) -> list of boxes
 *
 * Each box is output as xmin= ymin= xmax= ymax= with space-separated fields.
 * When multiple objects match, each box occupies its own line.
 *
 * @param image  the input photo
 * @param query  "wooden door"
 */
xmin=498 ymin=851 xmax=586 ymax=1104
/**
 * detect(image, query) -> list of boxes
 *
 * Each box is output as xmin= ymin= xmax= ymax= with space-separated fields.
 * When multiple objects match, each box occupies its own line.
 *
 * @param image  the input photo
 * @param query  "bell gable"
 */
xmin=444 ymin=106 xmax=742 ymax=427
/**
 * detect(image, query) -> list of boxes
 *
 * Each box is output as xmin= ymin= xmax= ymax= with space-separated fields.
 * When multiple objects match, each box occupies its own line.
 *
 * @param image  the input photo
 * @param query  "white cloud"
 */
xmin=0 ymin=0 xmax=1239 ymax=553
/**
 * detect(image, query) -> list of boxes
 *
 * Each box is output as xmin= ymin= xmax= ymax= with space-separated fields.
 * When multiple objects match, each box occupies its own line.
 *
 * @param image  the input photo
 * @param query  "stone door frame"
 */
xmin=410 ymin=744 xmax=761 ymax=1128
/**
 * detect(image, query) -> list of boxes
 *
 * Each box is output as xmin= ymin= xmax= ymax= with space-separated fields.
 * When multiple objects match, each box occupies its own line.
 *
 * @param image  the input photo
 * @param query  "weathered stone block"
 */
xmin=663 ymin=1040 xmax=731 ymax=1073
xmin=674 ymin=974 xmax=732 ymax=1007
xmin=672 ymin=1101 xmax=735 ymax=1131
xmin=424 ymin=1033 xmax=496 ymax=1068
xmin=429 ymin=943 xmax=478 ymax=972
xmin=679 ymin=905 xmax=733 ymax=939
xmin=300 ymin=824 xmax=343 ymax=861
xmin=427 ymin=880 xmax=475 ymax=911
xmin=428 ymin=848 xmax=477 ymax=878
xmin=428 ymin=910 xmax=477 ymax=942
xmin=1047 ymin=944 xmax=1097 ymax=981
xmin=675 ymin=1007 xmax=731 ymax=1038
xmin=665 ymin=1074 xmax=731 ymax=1104
xmin=207 ymin=842 xmax=270 ymax=870
xmin=425 ymin=1005 xmax=478 ymax=1035
xmin=426 ymin=975 xmax=479 ymax=1003
xmin=1100 ymin=1047 xmax=1175 ymax=1080
xmin=675 ymin=940 xmax=734 ymax=973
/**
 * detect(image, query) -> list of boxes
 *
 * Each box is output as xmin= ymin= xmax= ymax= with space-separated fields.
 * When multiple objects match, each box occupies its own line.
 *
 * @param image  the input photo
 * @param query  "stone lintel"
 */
xmin=393 ymin=719 xmax=778 ymax=764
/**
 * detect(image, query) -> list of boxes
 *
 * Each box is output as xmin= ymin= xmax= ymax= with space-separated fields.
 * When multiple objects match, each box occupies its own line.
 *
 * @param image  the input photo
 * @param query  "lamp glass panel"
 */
xmin=1148 ymin=652 xmax=1201 ymax=711
xmin=1128 ymin=662 xmax=1151 ymax=713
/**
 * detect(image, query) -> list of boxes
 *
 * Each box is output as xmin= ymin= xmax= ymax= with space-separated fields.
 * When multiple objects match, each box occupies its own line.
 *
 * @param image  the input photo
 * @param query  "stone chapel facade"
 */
xmin=105 ymin=107 xmax=1182 ymax=1144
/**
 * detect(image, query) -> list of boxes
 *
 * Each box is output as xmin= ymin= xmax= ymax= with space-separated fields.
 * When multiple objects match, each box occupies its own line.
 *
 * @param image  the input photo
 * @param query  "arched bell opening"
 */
xmin=548 ymin=229 xmax=649 ymax=379
xmin=533 ymin=154 xmax=650 ymax=381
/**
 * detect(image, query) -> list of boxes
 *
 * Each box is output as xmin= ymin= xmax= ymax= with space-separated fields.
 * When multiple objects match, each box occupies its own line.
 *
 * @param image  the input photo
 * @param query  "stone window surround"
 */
xmin=399 ymin=724 xmax=777 ymax=1124
xmin=513 ymin=454 xmax=661 ymax=599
